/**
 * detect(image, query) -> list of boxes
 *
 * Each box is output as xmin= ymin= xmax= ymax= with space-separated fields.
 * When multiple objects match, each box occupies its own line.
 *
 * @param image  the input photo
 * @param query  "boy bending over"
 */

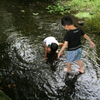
xmin=43 ymin=36 xmax=63 ymax=60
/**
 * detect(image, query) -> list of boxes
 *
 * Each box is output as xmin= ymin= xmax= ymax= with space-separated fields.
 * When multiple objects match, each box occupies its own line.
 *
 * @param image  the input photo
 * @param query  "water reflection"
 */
xmin=0 ymin=0 xmax=100 ymax=100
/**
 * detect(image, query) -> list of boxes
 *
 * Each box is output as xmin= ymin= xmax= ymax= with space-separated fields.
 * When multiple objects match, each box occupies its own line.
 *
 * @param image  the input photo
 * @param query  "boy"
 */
xmin=43 ymin=36 xmax=63 ymax=60
xmin=58 ymin=16 xmax=95 ymax=73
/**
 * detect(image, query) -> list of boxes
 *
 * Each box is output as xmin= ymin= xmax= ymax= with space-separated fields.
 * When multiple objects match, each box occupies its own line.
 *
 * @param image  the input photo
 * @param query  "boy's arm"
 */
xmin=83 ymin=34 xmax=95 ymax=47
xmin=58 ymin=41 xmax=68 ymax=58
xmin=59 ymin=43 xmax=64 ymax=46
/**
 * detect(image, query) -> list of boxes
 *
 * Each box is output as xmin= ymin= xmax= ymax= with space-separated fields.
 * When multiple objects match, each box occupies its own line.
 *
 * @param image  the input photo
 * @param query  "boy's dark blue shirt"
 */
xmin=64 ymin=28 xmax=85 ymax=51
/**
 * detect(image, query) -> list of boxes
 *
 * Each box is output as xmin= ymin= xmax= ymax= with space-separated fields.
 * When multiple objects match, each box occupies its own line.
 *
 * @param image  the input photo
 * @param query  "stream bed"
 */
xmin=0 ymin=0 xmax=100 ymax=100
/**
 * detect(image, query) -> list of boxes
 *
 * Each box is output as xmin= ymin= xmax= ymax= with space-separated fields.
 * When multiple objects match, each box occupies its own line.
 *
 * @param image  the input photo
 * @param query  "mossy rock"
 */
xmin=0 ymin=90 xmax=12 ymax=100
xmin=75 ymin=12 xmax=93 ymax=19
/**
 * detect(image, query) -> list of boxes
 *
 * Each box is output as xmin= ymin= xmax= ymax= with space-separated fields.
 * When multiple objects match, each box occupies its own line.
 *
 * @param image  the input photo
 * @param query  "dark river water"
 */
xmin=0 ymin=0 xmax=100 ymax=100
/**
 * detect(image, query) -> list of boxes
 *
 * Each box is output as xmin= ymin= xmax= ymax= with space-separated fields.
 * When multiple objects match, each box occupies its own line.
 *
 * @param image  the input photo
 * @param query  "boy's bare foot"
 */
xmin=64 ymin=68 xmax=71 ymax=73
xmin=77 ymin=69 xmax=85 ymax=74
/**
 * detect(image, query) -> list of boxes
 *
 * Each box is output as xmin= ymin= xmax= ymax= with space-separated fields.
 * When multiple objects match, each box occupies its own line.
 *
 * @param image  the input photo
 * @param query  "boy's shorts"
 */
xmin=66 ymin=48 xmax=82 ymax=63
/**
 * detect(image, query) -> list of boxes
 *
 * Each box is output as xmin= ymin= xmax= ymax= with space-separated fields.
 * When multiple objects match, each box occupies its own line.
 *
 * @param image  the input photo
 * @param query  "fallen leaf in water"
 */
xmin=8 ymin=84 xmax=12 ymax=88
xmin=11 ymin=72 xmax=14 ymax=75
xmin=20 ymin=10 xmax=25 ymax=12
xmin=13 ymin=84 xmax=16 ymax=87
xmin=32 ymin=13 xmax=39 ymax=15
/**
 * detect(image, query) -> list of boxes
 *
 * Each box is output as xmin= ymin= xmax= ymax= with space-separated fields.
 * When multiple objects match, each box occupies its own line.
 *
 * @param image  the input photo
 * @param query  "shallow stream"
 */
xmin=0 ymin=0 xmax=100 ymax=100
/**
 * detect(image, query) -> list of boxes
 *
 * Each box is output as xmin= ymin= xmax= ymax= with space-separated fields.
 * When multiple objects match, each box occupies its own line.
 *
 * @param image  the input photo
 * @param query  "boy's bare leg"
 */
xmin=77 ymin=60 xmax=84 ymax=73
xmin=64 ymin=62 xmax=71 ymax=73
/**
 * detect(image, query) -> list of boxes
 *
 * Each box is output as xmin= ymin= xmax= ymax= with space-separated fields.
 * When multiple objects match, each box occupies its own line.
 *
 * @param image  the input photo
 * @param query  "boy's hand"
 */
xmin=44 ymin=57 xmax=48 ymax=60
xmin=57 ymin=52 xmax=61 ymax=59
xmin=90 ymin=42 xmax=95 ymax=47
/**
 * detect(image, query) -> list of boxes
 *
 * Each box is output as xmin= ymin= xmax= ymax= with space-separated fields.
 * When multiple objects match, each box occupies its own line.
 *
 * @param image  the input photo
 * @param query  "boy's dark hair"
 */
xmin=61 ymin=16 xmax=73 ymax=25
xmin=50 ymin=43 xmax=58 ymax=52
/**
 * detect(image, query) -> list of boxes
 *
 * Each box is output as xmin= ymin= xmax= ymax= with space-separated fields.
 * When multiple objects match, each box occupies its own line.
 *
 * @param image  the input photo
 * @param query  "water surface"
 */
xmin=0 ymin=0 xmax=100 ymax=100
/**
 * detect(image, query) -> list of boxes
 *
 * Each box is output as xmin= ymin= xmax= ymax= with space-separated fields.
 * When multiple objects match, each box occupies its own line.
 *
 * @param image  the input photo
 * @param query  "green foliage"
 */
xmin=0 ymin=90 xmax=12 ymax=100
xmin=67 ymin=0 xmax=93 ymax=13
xmin=46 ymin=1 xmax=71 ymax=15
xmin=85 ymin=13 xmax=100 ymax=34
xmin=46 ymin=0 xmax=100 ymax=34
xmin=46 ymin=0 xmax=100 ymax=33
xmin=68 ymin=0 xmax=100 ymax=34
xmin=75 ymin=12 xmax=93 ymax=19
xmin=68 ymin=0 xmax=100 ymax=17
xmin=19 ymin=0 xmax=56 ymax=2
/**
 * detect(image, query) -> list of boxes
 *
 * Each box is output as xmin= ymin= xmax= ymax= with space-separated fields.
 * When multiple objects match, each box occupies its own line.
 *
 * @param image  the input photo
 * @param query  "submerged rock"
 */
xmin=78 ymin=21 xmax=84 ymax=26
xmin=0 ymin=90 xmax=12 ymax=100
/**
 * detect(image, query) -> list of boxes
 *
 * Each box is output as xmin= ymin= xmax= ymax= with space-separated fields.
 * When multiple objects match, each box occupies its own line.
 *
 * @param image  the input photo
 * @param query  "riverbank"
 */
xmin=46 ymin=0 xmax=100 ymax=34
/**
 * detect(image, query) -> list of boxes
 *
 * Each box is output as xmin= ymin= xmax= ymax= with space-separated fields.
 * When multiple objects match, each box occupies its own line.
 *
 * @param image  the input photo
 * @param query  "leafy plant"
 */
xmin=46 ymin=1 xmax=71 ymax=15
xmin=46 ymin=0 xmax=100 ymax=34
xmin=85 ymin=13 xmax=100 ymax=34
